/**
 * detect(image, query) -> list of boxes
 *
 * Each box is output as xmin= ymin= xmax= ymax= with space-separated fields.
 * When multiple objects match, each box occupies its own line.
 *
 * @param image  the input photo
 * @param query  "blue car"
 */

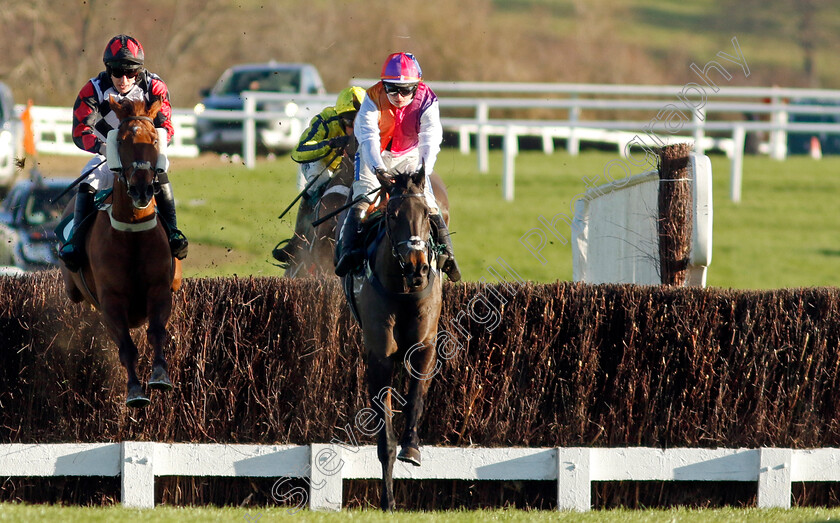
xmin=0 ymin=175 xmax=73 ymax=271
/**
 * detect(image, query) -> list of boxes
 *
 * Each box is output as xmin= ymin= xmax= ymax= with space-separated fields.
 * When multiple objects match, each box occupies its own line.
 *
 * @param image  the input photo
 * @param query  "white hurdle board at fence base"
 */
xmin=3 ymin=443 xmax=840 ymax=510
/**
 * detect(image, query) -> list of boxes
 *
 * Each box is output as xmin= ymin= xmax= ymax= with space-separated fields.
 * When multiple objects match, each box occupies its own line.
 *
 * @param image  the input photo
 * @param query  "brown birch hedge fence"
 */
xmin=2 ymin=272 xmax=840 ymax=508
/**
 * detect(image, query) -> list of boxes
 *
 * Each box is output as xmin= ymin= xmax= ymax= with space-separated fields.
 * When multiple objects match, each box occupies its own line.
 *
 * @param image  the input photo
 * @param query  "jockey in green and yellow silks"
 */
xmin=272 ymin=86 xmax=366 ymax=267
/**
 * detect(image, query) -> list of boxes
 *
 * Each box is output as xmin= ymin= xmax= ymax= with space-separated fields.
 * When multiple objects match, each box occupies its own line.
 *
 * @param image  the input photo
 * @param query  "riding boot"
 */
xmin=430 ymin=213 xmax=461 ymax=282
xmin=273 ymin=197 xmax=315 ymax=265
xmin=334 ymin=200 xmax=367 ymax=277
xmin=58 ymin=185 xmax=97 ymax=272
xmin=156 ymin=182 xmax=189 ymax=260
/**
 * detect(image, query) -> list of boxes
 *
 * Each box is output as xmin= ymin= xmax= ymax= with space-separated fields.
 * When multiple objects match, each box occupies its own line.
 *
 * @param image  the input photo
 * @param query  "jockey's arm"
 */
xmin=71 ymin=81 xmax=105 ymax=155
xmin=148 ymin=77 xmax=175 ymax=145
xmin=417 ymin=99 xmax=443 ymax=174
xmin=291 ymin=114 xmax=335 ymax=164
xmin=355 ymin=95 xmax=387 ymax=173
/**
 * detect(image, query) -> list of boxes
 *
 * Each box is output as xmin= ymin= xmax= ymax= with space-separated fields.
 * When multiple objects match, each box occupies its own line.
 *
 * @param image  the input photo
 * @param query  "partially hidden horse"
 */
xmin=59 ymin=96 xmax=182 ymax=408
xmin=342 ymin=167 xmax=446 ymax=510
xmin=284 ymin=153 xmax=355 ymax=278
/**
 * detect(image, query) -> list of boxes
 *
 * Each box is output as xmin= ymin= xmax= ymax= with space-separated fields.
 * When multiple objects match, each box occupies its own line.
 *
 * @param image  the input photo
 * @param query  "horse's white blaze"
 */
xmin=406 ymin=236 xmax=426 ymax=251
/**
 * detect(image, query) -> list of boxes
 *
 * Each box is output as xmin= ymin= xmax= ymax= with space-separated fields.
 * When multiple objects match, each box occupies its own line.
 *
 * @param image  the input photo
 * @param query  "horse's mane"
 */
xmin=110 ymin=96 xmax=160 ymax=120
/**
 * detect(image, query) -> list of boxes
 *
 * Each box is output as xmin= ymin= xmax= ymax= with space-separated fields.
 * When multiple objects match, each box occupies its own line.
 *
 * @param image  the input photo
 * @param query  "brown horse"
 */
xmin=59 ymin=96 xmax=182 ymax=408
xmin=343 ymin=167 xmax=445 ymax=510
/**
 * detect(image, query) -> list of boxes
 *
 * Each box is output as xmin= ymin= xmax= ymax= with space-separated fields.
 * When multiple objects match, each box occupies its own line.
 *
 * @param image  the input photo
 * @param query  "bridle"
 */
xmin=383 ymin=191 xmax=431 ymax=285
xmin=116 ymin=115 xmax=160 ymax=202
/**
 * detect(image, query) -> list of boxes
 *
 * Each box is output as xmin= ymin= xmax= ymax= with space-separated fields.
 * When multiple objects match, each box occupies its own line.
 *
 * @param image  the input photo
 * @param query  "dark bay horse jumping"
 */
xmin=59 ymin=96 xmax=182 ymax=408
xmin=343 ymin=167 xmax=446 ymax=510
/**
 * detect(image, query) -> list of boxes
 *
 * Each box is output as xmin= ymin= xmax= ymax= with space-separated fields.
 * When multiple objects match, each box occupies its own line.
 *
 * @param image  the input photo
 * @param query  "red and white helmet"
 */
xmin=380 ymin=52 xmax=422 ymax=85
xmin=103 ymin=34 xmax=145 ymax=70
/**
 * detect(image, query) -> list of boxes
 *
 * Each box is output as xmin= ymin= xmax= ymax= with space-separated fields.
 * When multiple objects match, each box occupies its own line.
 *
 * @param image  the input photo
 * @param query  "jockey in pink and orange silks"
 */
xmin=335 ymin=52 xmax=460 ymax=282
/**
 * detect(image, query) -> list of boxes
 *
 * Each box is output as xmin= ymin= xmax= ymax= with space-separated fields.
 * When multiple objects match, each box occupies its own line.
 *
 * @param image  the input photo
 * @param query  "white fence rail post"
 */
xmin=477 ymin=102 xmax=489 ymax=173
xmin=568 ymin=97 xmax=580 ymax=156
xmin=758 ymin=448 xmax=792 ymax=509
xmin=309 ymin=444 xmax=343 ymax=511
xmin=693 ymin=106 xmax=706 ymax=156
xmin=730 ymin=125 xmax=746 ymax=203
xmin=243 ymin=94 xmax=257 ymax=169
xmin=502 ymin=125 xmax=517 ymax=201
xmin=557 ymin=447 xmax=591 ymax=511
xmin=121 ymin=441 xmax=155 ymax=509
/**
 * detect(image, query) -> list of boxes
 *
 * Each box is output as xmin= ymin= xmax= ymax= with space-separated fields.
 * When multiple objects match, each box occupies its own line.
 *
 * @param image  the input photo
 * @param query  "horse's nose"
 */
xmin=145 ymin=184 xmax=155 ymax=200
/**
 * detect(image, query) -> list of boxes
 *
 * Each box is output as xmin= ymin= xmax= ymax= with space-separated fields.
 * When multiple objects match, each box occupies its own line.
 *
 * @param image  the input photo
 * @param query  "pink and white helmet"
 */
xmin=380 ymin=52 xmax=422 ymax=85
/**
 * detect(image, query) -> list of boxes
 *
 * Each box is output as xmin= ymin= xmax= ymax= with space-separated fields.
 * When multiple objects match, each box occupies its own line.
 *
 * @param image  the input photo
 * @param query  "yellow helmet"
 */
xmin=335 ymin=86 xmax=366 ymax=115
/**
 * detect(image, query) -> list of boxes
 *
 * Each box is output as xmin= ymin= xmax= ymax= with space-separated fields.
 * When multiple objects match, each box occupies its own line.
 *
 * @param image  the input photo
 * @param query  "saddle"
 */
xmin=56 ymin=189 xmax=179 ymax=245
xmin=55 ymin=190 xmax=113 ymax=245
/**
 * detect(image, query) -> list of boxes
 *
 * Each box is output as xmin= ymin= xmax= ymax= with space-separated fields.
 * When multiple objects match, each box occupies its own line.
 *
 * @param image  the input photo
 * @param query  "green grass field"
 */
xmin=164 ymin=148 xmax=840 ymax=290
xmin=3 ymin=504 xmax=840 ymax=522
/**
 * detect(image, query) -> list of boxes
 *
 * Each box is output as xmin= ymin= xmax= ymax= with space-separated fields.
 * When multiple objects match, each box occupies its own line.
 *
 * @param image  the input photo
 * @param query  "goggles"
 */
xmin=383 ymin=83 xmax=417 ymax=97
xmin=109 ymin=67 xmax=140 ymax=79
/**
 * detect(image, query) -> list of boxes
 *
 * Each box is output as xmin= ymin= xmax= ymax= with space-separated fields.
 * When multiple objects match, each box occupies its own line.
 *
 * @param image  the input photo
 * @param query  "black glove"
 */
xmin=328 ymin=135 xmax=351 ymax=149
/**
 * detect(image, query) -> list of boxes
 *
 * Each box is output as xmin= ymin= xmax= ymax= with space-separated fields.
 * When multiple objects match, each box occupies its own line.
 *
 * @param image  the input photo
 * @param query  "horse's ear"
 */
xmin=109 ymin=95 xmax=127 ymax=120
xmin=148 ymin=99 xmax=162 ymax=119
xmin=411 ymin=161 xmax=426 ymax=189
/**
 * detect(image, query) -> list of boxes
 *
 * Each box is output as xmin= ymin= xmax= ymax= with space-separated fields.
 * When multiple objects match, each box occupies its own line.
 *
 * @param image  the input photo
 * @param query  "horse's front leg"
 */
xmin=398 ymin=337 xmax=436 ymax=466
xmin=367 ymin=351 xmax=396 ymax=511
xmin=100 ymin=299 xmax=148 ymax=408
xmin=146 ymin=285 xmax=174 ymax=392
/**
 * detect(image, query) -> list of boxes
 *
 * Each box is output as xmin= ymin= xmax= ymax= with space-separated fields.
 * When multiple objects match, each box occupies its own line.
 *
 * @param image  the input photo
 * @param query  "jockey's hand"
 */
xmin=374 ymin=167 xmax=391 ymax=179
xmin=328 ymin=135 xmax=351 ymax=149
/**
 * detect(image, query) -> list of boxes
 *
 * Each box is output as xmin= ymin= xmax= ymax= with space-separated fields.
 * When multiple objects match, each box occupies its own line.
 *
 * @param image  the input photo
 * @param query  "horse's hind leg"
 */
xmin=146 ymin=289 xmax=174 ymax=392
xmin=368 ymin=353 xmax=397 ymax=511
xmin=398 ymin=339 xmax=436 ymax=466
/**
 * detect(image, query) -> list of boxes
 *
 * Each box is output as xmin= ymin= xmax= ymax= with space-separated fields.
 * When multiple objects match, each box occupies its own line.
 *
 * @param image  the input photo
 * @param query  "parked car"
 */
xmin=0 ymin=81 xmax=18 ymax=191
xmin=193 ymin=62 xmax=327 ymax=154
xmin=0 ymin=175 xmax=73 ymax=271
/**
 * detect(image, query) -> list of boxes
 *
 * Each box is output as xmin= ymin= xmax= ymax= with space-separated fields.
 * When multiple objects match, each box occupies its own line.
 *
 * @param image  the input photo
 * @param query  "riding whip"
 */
xmin=277 ymin=148 xmax=344 ymax=221
xmin=310 ymin=186 xmax=381 ymax=228
xmin=51 ymin=158 xmax=107 ymax=203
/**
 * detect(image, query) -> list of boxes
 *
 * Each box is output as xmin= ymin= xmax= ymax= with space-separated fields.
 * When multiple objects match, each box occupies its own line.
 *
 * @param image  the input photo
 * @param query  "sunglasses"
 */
xmin=383 ymin=83 xmax=417 ymax=97
xmin=110 ymin=68 xmax=139 ymax=79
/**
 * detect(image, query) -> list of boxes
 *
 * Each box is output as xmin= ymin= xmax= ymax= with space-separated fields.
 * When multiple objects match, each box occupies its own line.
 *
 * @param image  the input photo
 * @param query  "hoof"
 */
xmin=397 ymin=445 xmax=421 ymax=467
xmin=148 ymin=366 xmax=174 ymax=391
xmin=126 ymin=386 xmax=150 ymax=408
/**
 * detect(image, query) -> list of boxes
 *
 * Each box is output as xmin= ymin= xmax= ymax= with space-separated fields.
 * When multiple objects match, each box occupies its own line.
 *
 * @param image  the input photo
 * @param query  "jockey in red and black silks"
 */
xmin=335 ymin=52 xmax=460 ymax=282
xmin=59 ymin=34 xmax=187 ymax=273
